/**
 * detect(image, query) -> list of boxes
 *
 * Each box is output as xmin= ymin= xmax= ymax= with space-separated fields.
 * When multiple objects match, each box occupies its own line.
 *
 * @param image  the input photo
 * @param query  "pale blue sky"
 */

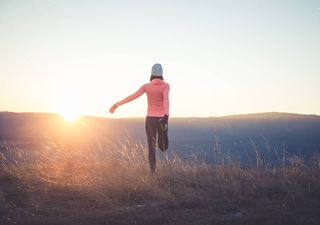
xmin=1 ymin=0 xmax=319 ymax=118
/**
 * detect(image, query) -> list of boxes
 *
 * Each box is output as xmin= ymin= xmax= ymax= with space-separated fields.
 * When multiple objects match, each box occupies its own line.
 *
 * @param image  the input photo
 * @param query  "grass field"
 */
xmin=1 ymin=139 xmax=320 ymax=225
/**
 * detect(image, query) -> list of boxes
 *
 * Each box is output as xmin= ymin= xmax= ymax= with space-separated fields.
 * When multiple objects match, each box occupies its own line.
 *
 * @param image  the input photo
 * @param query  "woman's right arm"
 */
xmin=163 ymin=84 xmax=170 ymax=117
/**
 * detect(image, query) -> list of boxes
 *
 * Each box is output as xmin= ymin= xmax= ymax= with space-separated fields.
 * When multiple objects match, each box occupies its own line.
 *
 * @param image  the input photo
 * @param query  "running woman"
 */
xmin=109 ymin=63 xmax=170 ymax=173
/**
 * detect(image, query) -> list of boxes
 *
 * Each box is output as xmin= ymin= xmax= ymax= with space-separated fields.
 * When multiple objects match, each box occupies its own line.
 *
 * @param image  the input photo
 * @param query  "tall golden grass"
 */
xmin=1 ymin=137 xmax=320 ymax=225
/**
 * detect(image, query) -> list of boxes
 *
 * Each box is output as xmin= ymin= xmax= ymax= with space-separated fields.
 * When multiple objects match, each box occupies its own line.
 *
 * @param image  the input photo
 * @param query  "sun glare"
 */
xmin=61 ymin=111 xmax=81 ymax=122
xmin=55 ymin=94 xmax=83 ymax=122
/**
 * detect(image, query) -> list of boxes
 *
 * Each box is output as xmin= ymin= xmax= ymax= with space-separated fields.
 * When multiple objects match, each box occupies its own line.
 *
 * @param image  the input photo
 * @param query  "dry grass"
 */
xmin=1 ymin=138 xmax=320 ymax=225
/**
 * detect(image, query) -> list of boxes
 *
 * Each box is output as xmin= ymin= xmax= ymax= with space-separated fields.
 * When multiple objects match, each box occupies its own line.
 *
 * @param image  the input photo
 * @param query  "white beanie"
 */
xmin=151 ymin=63 xmax=163 ymax=77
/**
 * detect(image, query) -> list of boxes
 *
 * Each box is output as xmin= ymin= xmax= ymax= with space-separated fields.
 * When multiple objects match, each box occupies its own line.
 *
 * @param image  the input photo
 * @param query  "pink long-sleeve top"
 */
xmin=116 ymin=78 xmax=170 ymax=117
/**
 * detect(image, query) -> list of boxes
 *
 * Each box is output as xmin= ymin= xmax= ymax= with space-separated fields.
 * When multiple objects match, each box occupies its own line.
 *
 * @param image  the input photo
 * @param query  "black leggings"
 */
xmin=145 ymin=116 xmax=169 ymax=172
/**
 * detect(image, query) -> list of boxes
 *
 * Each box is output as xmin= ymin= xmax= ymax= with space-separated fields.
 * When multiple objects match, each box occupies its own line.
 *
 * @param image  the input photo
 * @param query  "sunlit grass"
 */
xmin=1 ymin=138 xmax=320 ymax=225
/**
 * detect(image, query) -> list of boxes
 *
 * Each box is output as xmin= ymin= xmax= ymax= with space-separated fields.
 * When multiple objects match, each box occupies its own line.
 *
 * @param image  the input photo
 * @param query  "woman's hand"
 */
xmin=109 ymin=104 xmax=118 ymax=114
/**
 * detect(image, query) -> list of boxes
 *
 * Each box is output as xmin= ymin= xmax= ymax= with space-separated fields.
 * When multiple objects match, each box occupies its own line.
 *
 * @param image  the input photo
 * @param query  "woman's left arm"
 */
xmin=117 ymin=85 xmax=146 ymax=106
xmin=109 ymin=85 xmax=146 ymax=114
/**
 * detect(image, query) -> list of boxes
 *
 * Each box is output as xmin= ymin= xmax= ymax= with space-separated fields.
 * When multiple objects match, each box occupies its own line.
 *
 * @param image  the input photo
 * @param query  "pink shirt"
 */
xmin=116 ymin=79 xmax=170 ymax=117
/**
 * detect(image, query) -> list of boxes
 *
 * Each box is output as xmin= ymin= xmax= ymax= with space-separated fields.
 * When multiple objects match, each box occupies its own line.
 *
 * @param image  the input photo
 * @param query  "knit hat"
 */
xmin=151 ymin=63 xmax=163 ymax=77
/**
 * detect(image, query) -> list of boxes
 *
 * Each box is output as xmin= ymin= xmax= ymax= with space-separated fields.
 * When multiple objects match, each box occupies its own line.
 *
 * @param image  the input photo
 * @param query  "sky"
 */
xmin=1 ymin=0 xmax=320 ymax=118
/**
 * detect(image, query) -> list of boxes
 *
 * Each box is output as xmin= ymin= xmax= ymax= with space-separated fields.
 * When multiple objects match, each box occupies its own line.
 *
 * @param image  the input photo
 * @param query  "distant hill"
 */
xmin=1 ymin=112 xmax=320 ymax=166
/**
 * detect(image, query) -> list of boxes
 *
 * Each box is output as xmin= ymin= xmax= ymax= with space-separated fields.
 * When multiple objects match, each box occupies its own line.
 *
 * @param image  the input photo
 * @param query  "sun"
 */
xmin=54 ymin=92 xmax=84 ymax=122
xmin=59 ymin=107 xmax=82 ymax=122
xmin=61 ymin=111 xmax=81 ymax=122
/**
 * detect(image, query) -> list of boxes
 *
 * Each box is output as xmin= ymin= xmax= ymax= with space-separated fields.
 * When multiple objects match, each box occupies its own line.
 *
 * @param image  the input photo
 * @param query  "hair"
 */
xmin=150 ymin=75 xmax=163 ymax=81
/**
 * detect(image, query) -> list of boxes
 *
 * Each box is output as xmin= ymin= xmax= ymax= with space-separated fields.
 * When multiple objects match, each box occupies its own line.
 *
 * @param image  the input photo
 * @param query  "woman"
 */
xmin=109 ymin=63 xmax=170 ymax=173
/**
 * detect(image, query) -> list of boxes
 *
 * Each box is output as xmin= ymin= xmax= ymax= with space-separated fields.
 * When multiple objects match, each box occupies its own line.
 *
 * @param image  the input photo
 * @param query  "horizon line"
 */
xmin=0 ymin=110 xmax=319 ymax=119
